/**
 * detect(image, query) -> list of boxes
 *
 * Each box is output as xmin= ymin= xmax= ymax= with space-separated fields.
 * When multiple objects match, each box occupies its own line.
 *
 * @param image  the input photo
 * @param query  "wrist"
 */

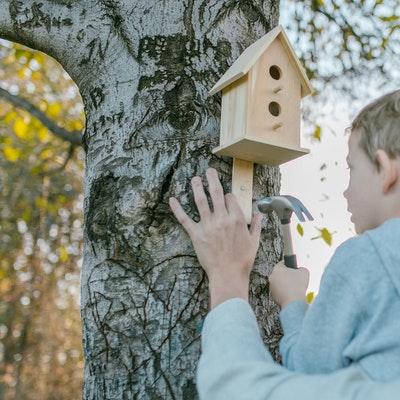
xmin=208 ymin=275 xmax=250 ymax=309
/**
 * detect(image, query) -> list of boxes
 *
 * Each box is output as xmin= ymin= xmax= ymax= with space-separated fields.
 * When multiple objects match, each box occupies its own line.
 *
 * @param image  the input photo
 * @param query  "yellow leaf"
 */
xmin=33 ymin=53 xmax=45 ymax=65
xmin=17 ymin=68 xmax=26 ymax=79
xmin=297 ymin=223 xmax=304 ymax=236
xmin=47 ymin=102 xmax=62 ymax=118
xmin=313 ymin=125 xmax=322 ymax=141
xmin=3 ymin=146 xmax=21 ymax=162
xmin=37 ymin=126 xmax=50 ymax=142
xmin=14 ymin=118 xmax=31 ymax=139
xmin=68 ymin=119 xmax=84 ymax=131
xmin=4 ymin=110 xmax=18 ymax=124
xmin=321 ymin=228 xmax=333 ymax=246
xmin=59 ymin=246 xmax=68 ymax=263
xmin=22 ymin=208 xmax=32 ymax=221
xmin=32 ymin=71 xmax=41 ymax=80
xmin=57 ymin=195 xmax=67 ymax=203
xmin=312 ymin=227 xmax=335 ymax=247
xmin=35 ymin=197 xmax=44 ymax=208
xmin=40 ymin=148 xmax=53 ymax=159
xmin=306 ymin=292 xmax=315 ymax=304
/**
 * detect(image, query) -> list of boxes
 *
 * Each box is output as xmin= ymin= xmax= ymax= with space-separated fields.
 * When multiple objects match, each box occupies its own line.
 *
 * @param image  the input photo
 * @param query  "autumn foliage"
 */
xmin=0 ymin=41 xmax=84 ymax=400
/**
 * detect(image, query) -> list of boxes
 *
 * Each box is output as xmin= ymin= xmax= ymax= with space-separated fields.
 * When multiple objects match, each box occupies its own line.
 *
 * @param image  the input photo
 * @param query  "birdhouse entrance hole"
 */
xmin=269 ymin=101 xmax=281 ymax=117
xmin=269 ymin=65 xmax=282 ymax=80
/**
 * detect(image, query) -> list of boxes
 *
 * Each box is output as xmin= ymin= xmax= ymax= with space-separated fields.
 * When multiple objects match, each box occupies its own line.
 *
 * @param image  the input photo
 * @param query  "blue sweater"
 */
xmin=197 ymin=299 xmax=400 ymax=400
xmin=280 ymin=218 xmax=400 ymax=381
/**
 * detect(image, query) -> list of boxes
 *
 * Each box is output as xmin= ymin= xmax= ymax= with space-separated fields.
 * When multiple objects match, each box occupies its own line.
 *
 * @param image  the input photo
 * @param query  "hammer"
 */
xmin=257 ymin=195 xmax=313 ymax=269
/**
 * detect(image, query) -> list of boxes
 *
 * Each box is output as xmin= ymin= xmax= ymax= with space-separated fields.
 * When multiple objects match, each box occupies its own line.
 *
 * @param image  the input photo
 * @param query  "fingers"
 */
xmin=225 ymin=193 xmax=263 ymax=237
xmin=206 ymin=168 xmax=226 ymax=215
xmin=169 ymin=197 xmax=195 ymax=234
xmin=171 ymin=168 xmax=256 ymax=231
xmin=191 ymin=175 xmax=211 ymax=218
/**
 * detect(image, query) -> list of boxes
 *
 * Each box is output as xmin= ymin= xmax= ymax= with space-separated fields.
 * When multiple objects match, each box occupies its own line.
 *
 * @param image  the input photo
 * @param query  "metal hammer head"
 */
xmin=257 ymin=195 xmax=314 ymax=224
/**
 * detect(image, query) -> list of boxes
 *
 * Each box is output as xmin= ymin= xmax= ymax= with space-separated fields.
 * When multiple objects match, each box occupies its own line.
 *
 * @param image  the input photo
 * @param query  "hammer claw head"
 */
xmin=257 ymin=196 xmax=294 ymax=223
xmin=283 ymin=195 xmax=314 ymax=222
xmin=257 ymin=195 xmax=313 ymax=223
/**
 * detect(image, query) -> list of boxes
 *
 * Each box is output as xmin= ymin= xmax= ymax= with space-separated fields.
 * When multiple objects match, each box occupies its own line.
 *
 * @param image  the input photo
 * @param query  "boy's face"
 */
xmin=343 ymin=132 xmax=382 ymax=234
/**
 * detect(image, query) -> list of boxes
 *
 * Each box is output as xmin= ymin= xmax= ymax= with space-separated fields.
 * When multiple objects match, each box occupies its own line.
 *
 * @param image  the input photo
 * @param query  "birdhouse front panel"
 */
xmin=246 ymin=38 xmax=302 ymax=148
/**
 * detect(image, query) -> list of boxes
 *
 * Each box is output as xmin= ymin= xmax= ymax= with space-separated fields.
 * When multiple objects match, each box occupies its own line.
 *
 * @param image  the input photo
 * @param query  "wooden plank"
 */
xmin=232 ymin=158 xmax=254 ymax=224
xmin=213 ymin=136 xmax=309 ymax=166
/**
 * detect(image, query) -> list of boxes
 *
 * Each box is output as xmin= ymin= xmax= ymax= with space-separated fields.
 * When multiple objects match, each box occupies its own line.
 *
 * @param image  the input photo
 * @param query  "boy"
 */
xmin=269 ymin=89 xmax=400 ymax=381
xmin=169 ymin=168 xmax=400 ymax=399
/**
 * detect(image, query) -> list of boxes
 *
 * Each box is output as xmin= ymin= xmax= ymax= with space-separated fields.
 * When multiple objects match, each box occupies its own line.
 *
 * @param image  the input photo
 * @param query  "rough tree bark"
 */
xmin=0 ymin=1 xmax=283 ymax=398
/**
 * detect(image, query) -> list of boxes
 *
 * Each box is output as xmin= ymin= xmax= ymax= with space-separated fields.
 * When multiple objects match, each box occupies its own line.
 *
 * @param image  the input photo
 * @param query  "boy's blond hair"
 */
xmin=351 ymin=89 xmax=400 ymax=166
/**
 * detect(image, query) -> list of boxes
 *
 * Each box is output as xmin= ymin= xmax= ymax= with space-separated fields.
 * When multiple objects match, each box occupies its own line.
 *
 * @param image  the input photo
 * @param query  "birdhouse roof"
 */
xmin=209 ymin=25 xmax=313 ymax=97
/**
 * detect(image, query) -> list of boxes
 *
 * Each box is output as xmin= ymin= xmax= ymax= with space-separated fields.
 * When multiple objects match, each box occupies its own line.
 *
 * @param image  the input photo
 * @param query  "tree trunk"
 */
xmin=0 ymin=1 xmax=283 ymax=398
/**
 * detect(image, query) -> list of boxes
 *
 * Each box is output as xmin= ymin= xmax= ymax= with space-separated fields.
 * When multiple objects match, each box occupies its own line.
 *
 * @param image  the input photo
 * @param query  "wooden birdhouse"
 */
xmin=210 ymin=25 xmax=313 ymax=222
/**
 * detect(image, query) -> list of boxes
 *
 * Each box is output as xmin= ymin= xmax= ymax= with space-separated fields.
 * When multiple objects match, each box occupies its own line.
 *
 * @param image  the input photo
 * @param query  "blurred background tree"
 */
xmin=282 ymin=0 xmax=400 ymax=140
xmin=0 ymin=40 xmax=85 ymax=399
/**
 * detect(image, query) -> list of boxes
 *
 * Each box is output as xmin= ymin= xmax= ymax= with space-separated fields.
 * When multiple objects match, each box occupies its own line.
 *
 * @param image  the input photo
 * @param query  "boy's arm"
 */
xmin=278 ymin=261 xmax=362 ymax=373
xmin=198 ymin=297 xmax=398 ymax=400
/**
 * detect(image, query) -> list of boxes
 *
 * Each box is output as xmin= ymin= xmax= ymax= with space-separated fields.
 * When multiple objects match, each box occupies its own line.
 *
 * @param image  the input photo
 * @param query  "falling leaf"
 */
xmin=306 ymin=292 xmax=315 ymax=304
xmin=312 ymin=227 xmax=335 ymax=246
xmin=320 ymin=228 xmax=333 ymax=246
xmin=297 ymin=223 xmax=304 ymax=236
xmin=313 ymin=125 xmax=322 ymax=141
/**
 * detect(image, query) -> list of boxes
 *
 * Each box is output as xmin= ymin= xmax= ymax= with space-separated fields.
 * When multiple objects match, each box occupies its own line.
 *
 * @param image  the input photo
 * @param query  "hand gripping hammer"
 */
xmin=257 ymin=196 xmax=314 ymax=269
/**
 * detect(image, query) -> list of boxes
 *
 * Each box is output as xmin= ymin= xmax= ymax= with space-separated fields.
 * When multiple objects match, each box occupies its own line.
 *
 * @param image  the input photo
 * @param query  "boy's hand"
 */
xmin=269 ymin=261 xmax=310 ymax=309
xmin=169 ymin=168 xmax=263 ymax=309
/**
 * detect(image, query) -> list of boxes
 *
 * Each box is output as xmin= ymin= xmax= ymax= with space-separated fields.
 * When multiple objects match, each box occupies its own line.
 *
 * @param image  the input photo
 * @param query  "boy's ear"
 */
xmin=375 ymin=149 xmax=399 ymax=193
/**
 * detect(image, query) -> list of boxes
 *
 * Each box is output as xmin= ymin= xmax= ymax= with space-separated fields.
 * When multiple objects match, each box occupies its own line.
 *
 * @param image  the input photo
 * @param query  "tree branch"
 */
xmin=0 ymin=87 xmax=82 ymax=147
xmin=0 ymin=1 xmax=97 ymax=83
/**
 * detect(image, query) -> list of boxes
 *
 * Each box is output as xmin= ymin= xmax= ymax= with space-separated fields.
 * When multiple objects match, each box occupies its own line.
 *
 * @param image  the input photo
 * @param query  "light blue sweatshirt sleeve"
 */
xmin=196 ymin=298 xmax=399 ymax=400
xmin=279 ymin=222 xmax=400 ymax=381
xmin=279 ymin=264 xmax=363 ymax=373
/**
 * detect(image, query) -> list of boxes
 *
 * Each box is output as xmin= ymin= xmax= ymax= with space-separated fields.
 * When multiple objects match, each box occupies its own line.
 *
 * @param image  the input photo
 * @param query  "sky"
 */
xmin=280 ymin=106 xmax=354 ymax=293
